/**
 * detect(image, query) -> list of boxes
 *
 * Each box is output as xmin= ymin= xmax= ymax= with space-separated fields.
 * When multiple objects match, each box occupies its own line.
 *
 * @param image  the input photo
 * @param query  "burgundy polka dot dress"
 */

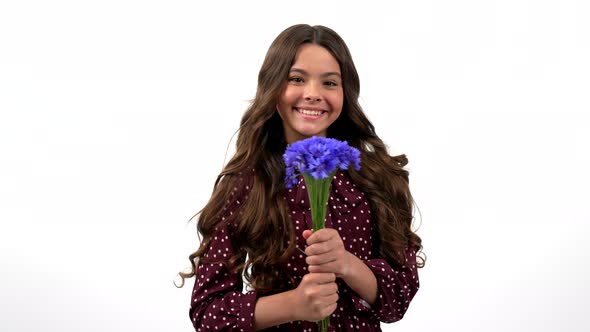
xmin=190 ymin=170 xmax=419 ymax=331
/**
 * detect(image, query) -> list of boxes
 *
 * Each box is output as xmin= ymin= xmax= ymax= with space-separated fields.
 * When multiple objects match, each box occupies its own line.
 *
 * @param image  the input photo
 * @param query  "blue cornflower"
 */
xmin=283 ymin=136 xmax=361 ymax=188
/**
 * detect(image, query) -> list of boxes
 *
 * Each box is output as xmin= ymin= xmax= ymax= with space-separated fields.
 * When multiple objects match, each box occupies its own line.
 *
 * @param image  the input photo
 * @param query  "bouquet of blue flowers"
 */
xmin=283 ymin=136 xmax=361 ymax=331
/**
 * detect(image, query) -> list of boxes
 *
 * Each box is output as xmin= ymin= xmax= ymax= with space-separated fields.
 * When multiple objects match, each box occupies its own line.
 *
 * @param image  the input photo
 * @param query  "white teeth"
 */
xmin=298 ymin=108 xmax=323 ymax=116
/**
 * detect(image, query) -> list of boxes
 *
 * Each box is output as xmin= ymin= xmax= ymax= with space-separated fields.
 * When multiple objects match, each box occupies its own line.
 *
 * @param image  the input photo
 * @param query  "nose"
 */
xmin=303 ymin=81 xmax=322 ymax=102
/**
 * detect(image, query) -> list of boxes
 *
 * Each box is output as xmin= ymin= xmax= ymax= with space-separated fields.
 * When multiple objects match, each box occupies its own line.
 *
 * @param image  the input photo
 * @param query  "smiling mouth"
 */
xmin=293 ymin=107 xmax=326 ymax=117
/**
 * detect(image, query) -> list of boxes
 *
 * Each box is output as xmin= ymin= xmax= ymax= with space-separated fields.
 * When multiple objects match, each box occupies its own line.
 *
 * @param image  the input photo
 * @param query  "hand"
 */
xmin=303 ymin=228 xmax=351 ymax=279
xmin=290 ymin=272 xmax=338 ymax=322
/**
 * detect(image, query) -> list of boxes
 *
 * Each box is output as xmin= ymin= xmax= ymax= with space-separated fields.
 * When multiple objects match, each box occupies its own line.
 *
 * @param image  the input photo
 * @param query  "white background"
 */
xmin=1 ymin=1 xmax=589 ymax=331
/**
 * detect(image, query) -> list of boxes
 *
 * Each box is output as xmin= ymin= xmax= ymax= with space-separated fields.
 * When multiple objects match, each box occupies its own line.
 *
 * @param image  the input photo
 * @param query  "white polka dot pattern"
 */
xmin=189 ymin=170 xmax=420 ymax=331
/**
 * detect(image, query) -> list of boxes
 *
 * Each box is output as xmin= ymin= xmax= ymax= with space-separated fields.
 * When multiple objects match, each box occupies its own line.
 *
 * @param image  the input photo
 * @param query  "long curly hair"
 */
xmin=177 ymin=24 xmax=425 ymax=294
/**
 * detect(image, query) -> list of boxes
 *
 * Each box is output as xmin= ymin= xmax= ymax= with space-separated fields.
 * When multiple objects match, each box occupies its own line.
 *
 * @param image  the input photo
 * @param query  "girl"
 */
xmin=179 ymin=24 xmax=424 ymax=331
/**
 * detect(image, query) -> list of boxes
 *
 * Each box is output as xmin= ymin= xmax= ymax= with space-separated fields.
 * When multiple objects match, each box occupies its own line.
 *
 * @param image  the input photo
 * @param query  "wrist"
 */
xmin=341 ymin=251 xmax=359 ymax=281
xmin=254 ymin=290 xmax=298 ymax=330
xmin=340 ymin=253 xmax=378 ymax=305
xmin=283 ymin=289 xmax=299 ymax=321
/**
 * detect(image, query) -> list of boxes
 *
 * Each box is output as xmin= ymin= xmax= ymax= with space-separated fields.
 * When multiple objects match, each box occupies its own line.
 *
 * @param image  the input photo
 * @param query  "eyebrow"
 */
xmin=289 ymin=68 xmax=341 ymax=78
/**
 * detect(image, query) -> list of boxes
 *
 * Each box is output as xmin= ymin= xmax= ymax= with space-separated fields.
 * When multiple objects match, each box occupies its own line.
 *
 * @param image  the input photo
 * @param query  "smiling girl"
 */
xmin=178 ymin=24 xmax=425 ymax=331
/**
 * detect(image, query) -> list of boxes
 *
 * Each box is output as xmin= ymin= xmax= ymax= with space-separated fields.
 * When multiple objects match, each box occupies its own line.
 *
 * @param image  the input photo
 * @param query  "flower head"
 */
xmin=283 ymin=136 xmax=361 ymax=188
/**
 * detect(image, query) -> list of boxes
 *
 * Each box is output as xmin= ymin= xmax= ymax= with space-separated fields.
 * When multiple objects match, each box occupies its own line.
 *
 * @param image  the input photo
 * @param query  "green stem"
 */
xmin=319 ymin=317 xmax=330 ymax=332
xmin=303 ymin=172 xmax=335 ymax=231
xmin=302 ymin=171 xmax=336 ymax=332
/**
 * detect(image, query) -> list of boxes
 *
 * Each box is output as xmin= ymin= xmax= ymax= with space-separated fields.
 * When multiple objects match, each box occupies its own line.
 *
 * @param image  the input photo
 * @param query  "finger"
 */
xmin=306 ymin=252 xmax=338 ymax=266
xmin=302 ymin=229 xmax=313 ymax=240
xmin=306 ymin=228 xmax=336 ymax=245
xmin=314 ymin=282 xmax=339 ymax=297
xmin=305 ymin=242 xmax=324 ymax=256
xmin=318 ymin=294 xmax=339 ymax=313
xmin=318 ymin=302 xmax=338 ymax=319
xmin=308 ymin=262 xmax=340 ymax=274
xmin=305 ymin=272 xmax=336 ymax=283
xmin=325 ymin=292 xmax=339 ymax=305
xmin=305 ymin=241 xmax=338 ymax=256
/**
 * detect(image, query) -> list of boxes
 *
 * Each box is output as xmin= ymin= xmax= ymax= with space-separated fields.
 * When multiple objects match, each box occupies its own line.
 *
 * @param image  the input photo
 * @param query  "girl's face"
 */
xmin=277 ymin=43 xmax=344 ymax=144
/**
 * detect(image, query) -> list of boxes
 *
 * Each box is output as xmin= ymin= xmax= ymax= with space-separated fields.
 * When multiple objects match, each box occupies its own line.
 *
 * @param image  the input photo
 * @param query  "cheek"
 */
xmin=279 ymin=87 xmax=300 ymax=107
xmin=329 ymin=91 xmax=344 ymax=112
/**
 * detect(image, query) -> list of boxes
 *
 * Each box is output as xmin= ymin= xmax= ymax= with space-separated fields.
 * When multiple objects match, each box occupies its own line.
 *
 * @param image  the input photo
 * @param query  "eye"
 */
xmin=289 ymin=77 xmax=304 ymax=83
xmin=324 ymin=81 xmax=338 ymax=87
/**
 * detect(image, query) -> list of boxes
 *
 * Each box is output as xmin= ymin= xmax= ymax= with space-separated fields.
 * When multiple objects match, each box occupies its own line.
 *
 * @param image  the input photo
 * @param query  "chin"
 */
xmin=296 ymin=126 xmax=327 ymax=137
xmin=298 ymin=131 xmax=325 ymax=139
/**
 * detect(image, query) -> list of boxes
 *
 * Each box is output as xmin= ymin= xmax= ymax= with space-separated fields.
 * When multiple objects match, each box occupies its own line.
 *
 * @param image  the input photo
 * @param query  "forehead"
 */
xmin=291 ymin=44 xmax=341 ymax=74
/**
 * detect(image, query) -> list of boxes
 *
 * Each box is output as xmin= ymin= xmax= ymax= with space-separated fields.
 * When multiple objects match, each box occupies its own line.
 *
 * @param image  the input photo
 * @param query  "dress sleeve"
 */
xmin=189 ymin=175 xmax=257 ymax=331
xmin=349 ymin=247 xmax=420 ymax=323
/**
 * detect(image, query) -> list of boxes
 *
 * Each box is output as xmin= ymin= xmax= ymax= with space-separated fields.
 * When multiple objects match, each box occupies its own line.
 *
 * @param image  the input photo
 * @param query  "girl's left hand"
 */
xmin=303 ymin=228 xmax=351 ymax=279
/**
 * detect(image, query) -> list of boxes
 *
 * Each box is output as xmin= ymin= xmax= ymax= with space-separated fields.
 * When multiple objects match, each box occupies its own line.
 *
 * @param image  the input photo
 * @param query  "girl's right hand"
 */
xmin=291 ymin=272 xmax=338 ymax=322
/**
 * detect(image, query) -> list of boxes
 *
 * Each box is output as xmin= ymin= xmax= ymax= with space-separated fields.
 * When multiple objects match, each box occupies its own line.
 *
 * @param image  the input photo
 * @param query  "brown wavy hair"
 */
xmin=177 ymin=24 xmax=425 ymax=293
